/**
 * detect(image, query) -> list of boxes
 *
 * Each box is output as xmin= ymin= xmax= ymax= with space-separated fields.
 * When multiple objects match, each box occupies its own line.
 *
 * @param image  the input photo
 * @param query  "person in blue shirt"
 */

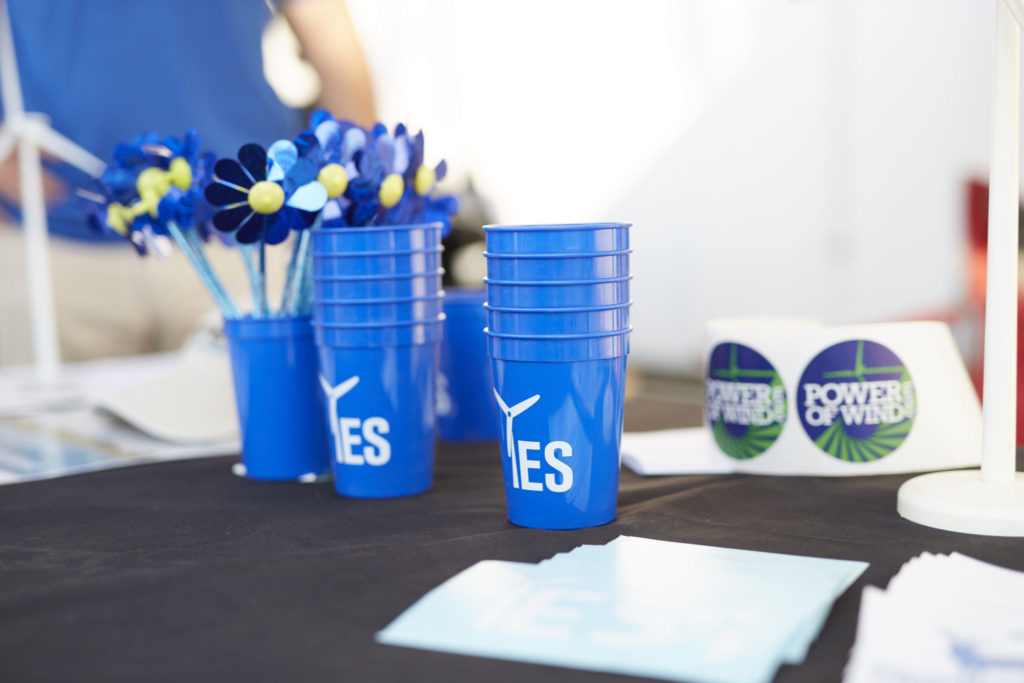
xmin=0 ymin=0 xmax=376 ymax=362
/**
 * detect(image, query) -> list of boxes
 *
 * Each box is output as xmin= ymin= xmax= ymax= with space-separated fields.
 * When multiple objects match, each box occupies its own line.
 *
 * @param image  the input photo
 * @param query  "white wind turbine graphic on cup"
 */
xmin=320 ymin=375 xmax=360 ymax=462
xmin=493 ymin=389 xmax=540 ymax=489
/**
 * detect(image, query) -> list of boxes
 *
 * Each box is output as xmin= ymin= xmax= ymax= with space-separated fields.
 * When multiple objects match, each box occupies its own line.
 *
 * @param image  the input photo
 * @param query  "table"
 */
xmin=1 ymin=397 xmax=1022 ymax=682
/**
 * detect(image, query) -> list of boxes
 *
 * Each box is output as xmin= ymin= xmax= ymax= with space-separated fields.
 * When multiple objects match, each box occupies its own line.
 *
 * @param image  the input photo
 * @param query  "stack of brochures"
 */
xmin=378 ymin=536 xmax=868 ymax=683
xmin=845 ymin=552 xmax=1024 ymax=682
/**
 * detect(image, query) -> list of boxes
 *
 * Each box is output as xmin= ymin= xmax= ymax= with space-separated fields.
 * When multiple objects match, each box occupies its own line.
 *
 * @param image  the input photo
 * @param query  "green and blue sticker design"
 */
xmin=798 ymin=339 xmax=916 ymax=462
xmin=706 ymin=343 xmax=787 ymax=460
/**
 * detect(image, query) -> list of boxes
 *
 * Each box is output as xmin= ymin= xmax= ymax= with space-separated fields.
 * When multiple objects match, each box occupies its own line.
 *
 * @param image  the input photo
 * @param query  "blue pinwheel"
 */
xmin=82 ymin=129 xmax=214 ymax=254
xmin=304 ymin=112 xmax=367 ymax=223
xmin=204 ymin=143 xmax=327 ymax=245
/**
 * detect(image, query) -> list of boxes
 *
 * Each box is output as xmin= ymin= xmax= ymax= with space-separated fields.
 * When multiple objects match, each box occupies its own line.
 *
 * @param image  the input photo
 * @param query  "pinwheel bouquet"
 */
xmin=81 ymin=110 xmax=457 ymax=319
xmin=80 ymin=112 xmax=458 ymax=485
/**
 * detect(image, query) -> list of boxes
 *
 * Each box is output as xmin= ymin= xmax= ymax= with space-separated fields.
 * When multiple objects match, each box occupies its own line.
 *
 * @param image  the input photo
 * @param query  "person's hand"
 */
xmin=0 ymin=144 xmax=69 ymax=222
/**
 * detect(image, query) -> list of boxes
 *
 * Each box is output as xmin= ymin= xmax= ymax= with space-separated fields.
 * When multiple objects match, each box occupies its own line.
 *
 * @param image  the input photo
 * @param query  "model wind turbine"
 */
xmin=897 ymin=0 xmax=1024 ymax=535
xmin=0 ymin=2 xmax=105 ymax=383
xmin=493 ymin=389 xmax=540 ymax=489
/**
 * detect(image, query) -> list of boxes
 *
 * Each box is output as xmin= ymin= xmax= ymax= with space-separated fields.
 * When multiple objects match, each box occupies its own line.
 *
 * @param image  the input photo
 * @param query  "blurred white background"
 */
xmin=337 ymin=0 xmax=999 ymax=373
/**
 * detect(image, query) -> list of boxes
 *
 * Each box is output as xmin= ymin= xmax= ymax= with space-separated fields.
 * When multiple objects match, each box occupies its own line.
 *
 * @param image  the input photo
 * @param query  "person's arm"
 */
xmin=283 ymin=0 xmax=377 ymax=127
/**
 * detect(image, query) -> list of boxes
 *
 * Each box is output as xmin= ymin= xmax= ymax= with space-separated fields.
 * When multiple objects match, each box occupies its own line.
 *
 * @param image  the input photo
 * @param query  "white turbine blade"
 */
xmin=493 ymin=388 xmax=509 ymax=413
xmin=509 ymin=394 xmax=540 ymax=417
xmin=335 ymin=375 xmax=360 ymax=398
xmin=25 ymin=117 xmax=105 ymax=177
xmin=319 ymin=375 xmax=333 ymax=396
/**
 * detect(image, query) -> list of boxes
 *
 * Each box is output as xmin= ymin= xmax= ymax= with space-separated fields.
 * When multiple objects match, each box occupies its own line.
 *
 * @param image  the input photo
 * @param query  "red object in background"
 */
xmin=965 ymin=179 xmax=1024 ymax=445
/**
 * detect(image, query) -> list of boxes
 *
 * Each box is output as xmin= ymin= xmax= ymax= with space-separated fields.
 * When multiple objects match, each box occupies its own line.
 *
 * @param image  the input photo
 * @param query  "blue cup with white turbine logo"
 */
xmin=438 ymin=288 xmax=499 ymax=442
xmin=483 ymin=222 xmax=630 ymax=254
xmin=484 ymin=250 xmax=631 ymax=281
xmin=489 ymin=348 xmax=629 ymax=529
xmin=316 ymin=336 xmax=439 ymax=498
xmin=310 ymin=222 xmax=443 ymax=252
xmin=484 ymin=276 xmax=632 ymax=308
xmin=223 ymin=315 xmax=331 ymax=481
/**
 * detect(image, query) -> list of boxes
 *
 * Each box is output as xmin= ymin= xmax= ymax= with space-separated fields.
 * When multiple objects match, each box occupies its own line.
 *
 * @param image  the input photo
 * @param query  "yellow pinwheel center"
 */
xmin=134 ymin=167 xmax=171 ymax=217
xmin=105 ymin=202 xmax=135 ymax=235
xmin=317 ymin=163 xmax=348 ymax=198
xmin=413 ymin=165 xmax=435 ymax=196
xmin=248 ymin=181 xmax=285 ymax=214
xmin=378 ymin=173 xmax=404 ymax=208
xmin=168 ymin=157 xmax=193 ymax=190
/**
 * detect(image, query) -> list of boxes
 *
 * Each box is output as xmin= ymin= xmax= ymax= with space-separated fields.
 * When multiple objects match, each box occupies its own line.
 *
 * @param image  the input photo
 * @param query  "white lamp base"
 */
xmin=897 ymin=469 xmax=1024 ymax=536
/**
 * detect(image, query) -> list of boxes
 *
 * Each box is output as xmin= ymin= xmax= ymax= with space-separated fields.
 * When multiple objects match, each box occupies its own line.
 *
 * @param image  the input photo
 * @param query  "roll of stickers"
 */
xmin=703 ymin=318 xmax=982 ymax=475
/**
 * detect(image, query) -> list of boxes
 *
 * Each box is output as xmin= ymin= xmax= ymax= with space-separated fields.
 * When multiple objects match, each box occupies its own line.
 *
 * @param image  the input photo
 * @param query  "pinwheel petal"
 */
xmin=435 ymin=159 xmax=448 ymax=181
xmin=286 ymin=181 xmax=328 ymax=212
xmin=309 ymin=108 xmax=332 ymax=129
xmin=204 ymin=181 xmax=248 ymax=206
xmin=294 ymin=132 xmax=318 ymax=159
xmin=237 ymin=144 xmax=267 ymax=182
xmin=315 ymin=120 xmax=340 ymax=149
xmin=393 ymin=136 xmax=410 ymax=175
xmin=263 ymin=215 xmax=290 ymax=245
xmin=267 ymin=140 xmax=297 ymax=182
xmin=235 ymin=213 xmax=265 ymax=244
xmin=214 ymin=158 xmax=253 ymax=189
xmin=212 ymin=204 xmax=252 ymax=233
xmin=374 ymin=136 xmax=395 ymax=170
xmin=341 ymin=127 xmax=367 ymax=159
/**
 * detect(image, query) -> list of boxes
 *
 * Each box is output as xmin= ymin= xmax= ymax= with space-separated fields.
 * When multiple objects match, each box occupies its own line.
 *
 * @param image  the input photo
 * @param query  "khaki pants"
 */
xmin=0 ymin=226 xmax=287 ymax=365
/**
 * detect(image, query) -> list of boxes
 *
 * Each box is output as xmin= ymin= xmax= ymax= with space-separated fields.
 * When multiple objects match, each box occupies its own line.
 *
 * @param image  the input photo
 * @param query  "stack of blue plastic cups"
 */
xmin=310 ymin=222 xmax=444 ymax=498
xmin=483 ymin=222 xmax=631 ymax=529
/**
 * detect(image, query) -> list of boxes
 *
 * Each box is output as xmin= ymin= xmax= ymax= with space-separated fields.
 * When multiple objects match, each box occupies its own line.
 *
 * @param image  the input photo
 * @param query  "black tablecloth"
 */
xmin=2 ymin=397 xmax=1022 ymax=683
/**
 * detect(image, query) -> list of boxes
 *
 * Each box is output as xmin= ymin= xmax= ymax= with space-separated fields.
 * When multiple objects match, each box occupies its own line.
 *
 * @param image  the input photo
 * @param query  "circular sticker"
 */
xmin=705 ymin=342 xmax=787 ymax=460
xmin=798 ymin=339 xmax=916 ymax=462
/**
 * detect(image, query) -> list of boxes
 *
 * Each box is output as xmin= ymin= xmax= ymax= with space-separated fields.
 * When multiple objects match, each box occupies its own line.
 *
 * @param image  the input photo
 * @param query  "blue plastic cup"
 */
xmin=485 ymin=302 xmax=631 ymax=335
xmin=483 ymin=222 xmax=630 ymax=255
xmin=313 ymin=294 xmax=445 ymax=324
xmin=311 ymin=222 xmax=442 ymax=252
xmin=313 ymin=270 xmax=443 ymax=300
xmin=438 ymin=288 xmax=499 ymax=442
xmin=485 ymin=328 xmax=631 ymax=362
xmin=484 ymin=250 xmax=631 ymax=281
xmin=313 ymin=318 xmax=444 ymax=347
xmin=317 ymin=340 xmax=439 ymax=498
xmin=490 ymin=354 xmax=628 ymax=529
xmin=312 ymin=247 xmax=444 ymax=277
xmin=484 ymin=276 xmax=631 ymax=308
xmin=223 ymin=315 xmax=331 ymax=481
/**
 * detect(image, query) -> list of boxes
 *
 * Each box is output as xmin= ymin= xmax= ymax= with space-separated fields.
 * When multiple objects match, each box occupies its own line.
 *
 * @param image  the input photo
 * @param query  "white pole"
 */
xmin=17 ymin=137 xmax=60 ymax=383
xmin=0 ymin=0 xmax=24 ymax=121
xmin=981 ymin=0 xmax=1020 ymax=484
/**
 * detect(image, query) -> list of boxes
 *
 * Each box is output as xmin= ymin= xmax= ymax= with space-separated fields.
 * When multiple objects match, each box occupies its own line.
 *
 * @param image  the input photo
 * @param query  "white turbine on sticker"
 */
xmin=493 ymin=389 xmax=540 ymax=489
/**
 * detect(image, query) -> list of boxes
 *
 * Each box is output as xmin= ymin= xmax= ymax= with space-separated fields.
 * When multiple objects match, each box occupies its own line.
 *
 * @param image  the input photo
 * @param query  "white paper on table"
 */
xmin=0 ymin=409 xmax=238 ymax=485
xmin=620 ymin=427 xmax=733 ymax=475
xmin=378 ymin=536 xmax=868 ymax=683
xmin=844 ymin=553 xmax=1024 ymax=683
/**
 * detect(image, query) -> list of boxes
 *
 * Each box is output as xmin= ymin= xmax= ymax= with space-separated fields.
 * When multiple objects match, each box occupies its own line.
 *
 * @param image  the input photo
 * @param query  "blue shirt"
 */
xmin=4 ymin=0 xmax=300 ymax=239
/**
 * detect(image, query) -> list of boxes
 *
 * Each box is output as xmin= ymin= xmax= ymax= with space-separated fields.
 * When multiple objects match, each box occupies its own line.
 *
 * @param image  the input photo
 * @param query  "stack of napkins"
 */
xmin=377 ymin=536 xmax=868 ymax=683
xmin=845 ymin=552 xmax=1024 ymax=682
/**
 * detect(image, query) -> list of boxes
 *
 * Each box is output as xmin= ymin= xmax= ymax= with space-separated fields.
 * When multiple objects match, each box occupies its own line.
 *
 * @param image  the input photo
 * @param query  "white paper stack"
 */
xmin=377 ymin=536 xmax=868 ymax=683
xmin=845 ymin=552 xmax=1024 ymax=682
